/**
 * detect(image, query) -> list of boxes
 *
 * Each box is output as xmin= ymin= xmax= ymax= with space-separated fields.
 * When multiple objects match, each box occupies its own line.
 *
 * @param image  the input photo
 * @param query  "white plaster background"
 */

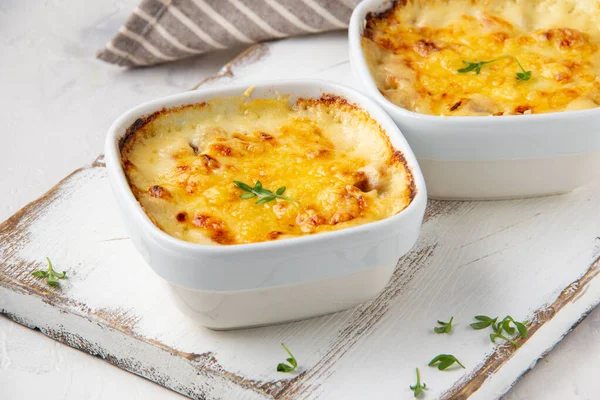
xmin=0 ymin=0 xmax=599 ymax=399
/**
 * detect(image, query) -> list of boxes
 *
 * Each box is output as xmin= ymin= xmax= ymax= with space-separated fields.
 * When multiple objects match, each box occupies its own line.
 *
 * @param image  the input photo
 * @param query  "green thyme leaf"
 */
xmin=470 ymin=315 xmax=497 ymax=330
xmin=434 ymin=317 xmax=454 ymax=334
xmin=277 ymin=363 xmax=295 ymax=372
xmin=516 ymin=71 xmax=531 ymax=81
xmin=514 ymin=58 xmax=532 ymax=81
xmin=470 ymin=321 xmax=492 ymax=330
xmin=515 ymin=321 xmax=528 ymax=338
xmin=256 ymin=195 xmax=276 ymax=204
xmin=233 ymin=181 xmax=253 ymax=192
xmin=457 ymin=61 xmax=479 ymax=73
xmin=47 ymin=275 xmax=60 ymax=287
xmin=409 ymin=368 xmax=427 ymax=397
xmin=502 ymin=317 xmax=516 ymax=335
xmin=276 ymin=343 xmax=298 ymax=373
xmin=428 ymin=354 xmax=465 ymax=371
xmin=52 ymin=270 xmax=67 ymax=279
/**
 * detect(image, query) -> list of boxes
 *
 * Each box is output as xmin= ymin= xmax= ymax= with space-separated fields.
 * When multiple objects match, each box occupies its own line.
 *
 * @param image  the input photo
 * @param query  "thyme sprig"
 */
xmin=234 ymin=180 xmax=300 ymax=206
xmin=32 ymin=257 xmax=67 ymax=287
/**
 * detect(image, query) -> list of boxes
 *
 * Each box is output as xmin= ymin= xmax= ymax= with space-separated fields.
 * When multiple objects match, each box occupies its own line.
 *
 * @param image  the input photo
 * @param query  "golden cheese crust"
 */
xmin=121 ymin=94 xmax=414 ymax=245
xmin=362 ymin=0 xmax=600 ymax=116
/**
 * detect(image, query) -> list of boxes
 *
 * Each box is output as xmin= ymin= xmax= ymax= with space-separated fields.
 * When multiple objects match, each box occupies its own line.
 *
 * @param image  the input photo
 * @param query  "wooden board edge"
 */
xmin=0 ymin=166 xmax=94 ymax=239
xmin=0 ymin=286 xmax=275 ymax=400
xmin=495 ymin=297 xmax=600 ymax=399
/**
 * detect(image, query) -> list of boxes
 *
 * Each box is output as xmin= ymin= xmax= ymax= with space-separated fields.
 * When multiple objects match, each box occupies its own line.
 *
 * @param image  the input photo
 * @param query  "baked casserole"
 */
xmin=120 ymin=94 xmax=415 ymax=245
xmin=362 ymin=0 xmax=600 ymax=116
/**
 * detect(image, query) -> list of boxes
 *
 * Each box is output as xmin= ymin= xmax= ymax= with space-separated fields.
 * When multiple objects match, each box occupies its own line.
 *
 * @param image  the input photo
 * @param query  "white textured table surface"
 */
xmin=1 ymin=1 xmax=599 ymax=399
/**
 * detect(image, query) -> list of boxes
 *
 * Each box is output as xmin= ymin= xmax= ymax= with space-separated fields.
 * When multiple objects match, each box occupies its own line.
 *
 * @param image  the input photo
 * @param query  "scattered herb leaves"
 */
xmin=457 ymin=55 xmax=532 ymax=81
xmin=428 ymin=354 xmax=465 ymax=371
xmin=410 ymin=368 xmax=427 ymax=397
xmin=434 ymin=317 xmax=454 ymax=334
xmin=471 ymin=315 xmax=528 ymax=347
xmin=276 ymin=343 xmax=298 ymax=373
xmin=31 ymin=257 xmax=67 ymax=287
xmin=234 ymin=180 xmax=300 ymax=206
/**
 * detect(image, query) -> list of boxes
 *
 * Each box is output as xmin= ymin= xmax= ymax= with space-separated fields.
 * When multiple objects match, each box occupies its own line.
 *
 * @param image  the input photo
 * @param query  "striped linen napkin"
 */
xmin=98 ymin=0 xmax=360 ymax=67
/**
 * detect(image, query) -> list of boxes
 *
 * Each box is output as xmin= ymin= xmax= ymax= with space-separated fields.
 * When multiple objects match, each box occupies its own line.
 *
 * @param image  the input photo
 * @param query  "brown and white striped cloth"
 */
xmin=97 ymin=0 xmax=360 ymax=67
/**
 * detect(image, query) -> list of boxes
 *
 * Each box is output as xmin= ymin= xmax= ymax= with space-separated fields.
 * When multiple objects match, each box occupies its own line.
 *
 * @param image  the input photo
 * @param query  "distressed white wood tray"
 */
xmin=2 ymin=32 xmax=600 ymax=399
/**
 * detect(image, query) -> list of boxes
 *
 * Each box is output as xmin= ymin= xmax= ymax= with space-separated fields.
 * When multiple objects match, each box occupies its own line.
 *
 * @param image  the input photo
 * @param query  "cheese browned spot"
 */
xmin=121 ymin=94 xmax=414 ymax=245
xmin=267 ymin=231 xmax=283 ymax=240
xmin=149 ymin=185 xmax=170 ymax=199
xmin=362 ymin=0 xmax=600 ymax=116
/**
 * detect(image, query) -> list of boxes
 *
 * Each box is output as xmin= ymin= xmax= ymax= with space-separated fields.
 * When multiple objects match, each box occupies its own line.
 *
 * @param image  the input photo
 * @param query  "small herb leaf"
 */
xmin=514 ymin=58 xmax=532 ymax=81
xmin=470 ymin=321 xmax=492 ymax=330
xmin=47 ymin=276 xmax=60 ymax=287
xmin=276 ymin=187 xmax=286 ymax=195
xmin=32 ymin=271 xmax=48 ymax=278
xmin=516 ymin=71 xmax=531 ymax=81
xmin=515 ymin=321 xmax=528 ymax=338
xmin=457 ymin=61 xmax=479 ymax=73
xmin=502 ymin=318 xmax=516 ymax=335
xmin=277 ymin=363 xmax=295 ymax=372
xmin=409 ymin=368 xmax=427 ymax=397
xmin=276 ymin=343 xmax=298 ymax=373
xmin=53 ymin=270 xmax=67 ymax=279
xmin=434 ymin=317 xmax=454 ymax=334
xmin=492 ymin=322 xmax=502 ymax=334
xmin=428 ymin=354 xmax=465 ymax=371
xmin=256 ymin=195 xmax=276 ymax=204
xmin=240 ymin=193 xmax=256 ymax=199
xmin=233 ymin=181 xmax=253 ymax=192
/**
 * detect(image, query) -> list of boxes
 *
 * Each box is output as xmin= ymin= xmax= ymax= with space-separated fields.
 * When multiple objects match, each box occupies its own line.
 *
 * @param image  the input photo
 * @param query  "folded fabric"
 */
xmin=97 ymin=0 xmax=360 ymax=67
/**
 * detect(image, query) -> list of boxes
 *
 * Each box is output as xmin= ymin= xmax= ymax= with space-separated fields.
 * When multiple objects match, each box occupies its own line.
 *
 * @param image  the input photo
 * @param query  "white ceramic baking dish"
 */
xmin=349 ymin=0 xmax=600 ymax=200
xmin=104 ymin=79 xmax=427 ymax=330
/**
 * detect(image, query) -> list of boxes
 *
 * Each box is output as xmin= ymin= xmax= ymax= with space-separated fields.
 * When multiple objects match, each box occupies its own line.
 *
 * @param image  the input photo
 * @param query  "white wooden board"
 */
xmin=2 ymin=31 xmax=600 ymax=399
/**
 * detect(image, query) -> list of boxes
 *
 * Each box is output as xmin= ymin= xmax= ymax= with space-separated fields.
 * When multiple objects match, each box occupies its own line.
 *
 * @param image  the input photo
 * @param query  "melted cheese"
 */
xmin=121 ymin=95 xmax=414 ymax=245
xmin=362 ymin=0 xmax=600 ymax=116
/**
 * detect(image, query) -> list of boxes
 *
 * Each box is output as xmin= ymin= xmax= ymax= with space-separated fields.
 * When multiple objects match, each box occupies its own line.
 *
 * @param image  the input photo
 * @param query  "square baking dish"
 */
xmin=104 ymin=79 xmax=427 ymax=329
xmin=349 ymin=0 xmax=600 ymax=200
